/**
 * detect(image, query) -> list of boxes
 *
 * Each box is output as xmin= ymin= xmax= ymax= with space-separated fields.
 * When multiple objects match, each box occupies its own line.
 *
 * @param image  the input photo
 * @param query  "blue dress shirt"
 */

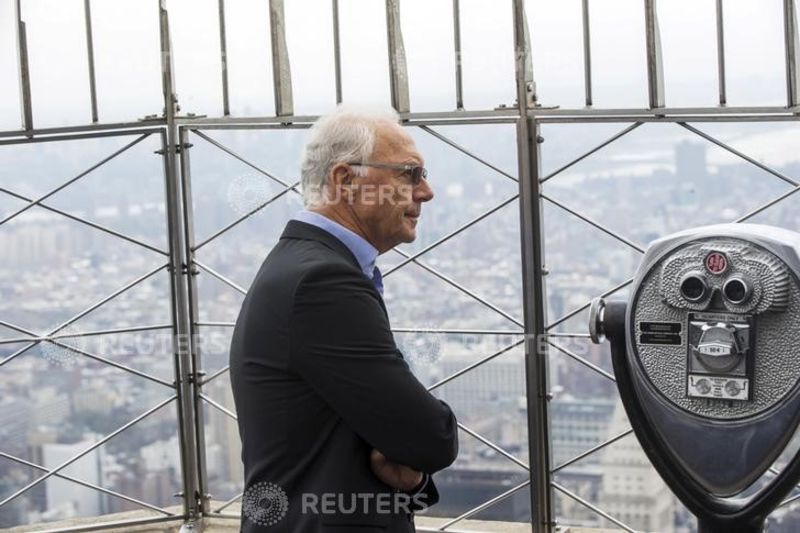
xmin=292 ymin=210 xmax=384 ymax=294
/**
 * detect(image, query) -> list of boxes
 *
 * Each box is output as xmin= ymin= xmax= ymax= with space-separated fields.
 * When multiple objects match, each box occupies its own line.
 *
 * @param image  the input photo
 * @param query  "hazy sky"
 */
xmin=0 ymin=0 xmax=790 ymax=130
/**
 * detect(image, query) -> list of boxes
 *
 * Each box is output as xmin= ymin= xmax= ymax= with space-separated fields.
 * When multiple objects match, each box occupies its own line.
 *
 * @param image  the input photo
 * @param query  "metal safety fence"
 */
xmin=1 ymin=0 xmax=799 ymax=532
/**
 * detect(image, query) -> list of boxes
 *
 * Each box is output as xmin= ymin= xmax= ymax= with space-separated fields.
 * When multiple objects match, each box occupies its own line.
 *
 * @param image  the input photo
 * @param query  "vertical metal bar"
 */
xmin=385 ymin=0 xmax=410 ymax=113
xmin=178 ymin=126 xmax=211 ymax=515
xmin=513 ymin=1 xmax=552 ymax=531
xmin=332 ymin=0 xmax=343 ymax=104
xmin=14 ymin=0 xmax=33 ymax=133
xmin=715 ymin=0 xmax=727 ymax=106
xmin=521 ymin=1 xmax=537 ymax=108
xmin=784 ymin=0 xmax=800 ymax=108
xmin=218 ymin=0 xmax=231 ymax=116
xmin=581 ymin=0 xmax=593 ymax=107
xmin=83 ymin=0 xmax=99 ymax=123
xmin=158 ymin=0 xmax=203 ymax=522
xmin=453 ymin=0 xmax=464 ymax=110
xmin=269 ymin=0 xmax=294 ymax=116
xmin=644 ymin=0 xmax=665 ymax=108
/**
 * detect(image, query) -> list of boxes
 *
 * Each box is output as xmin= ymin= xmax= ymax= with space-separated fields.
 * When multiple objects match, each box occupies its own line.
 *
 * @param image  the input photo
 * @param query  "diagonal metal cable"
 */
xmin=0 ymin=323 xmax=171 ymax=345
xmin=200 ymin=365 xmax=230 ymax=387
xmin=552 ymin=481 xmax=636 ymax=533
xmin=551 ymin=428 xmax=633 ymax=474
xmin=418 ymin=125 xmax=518 ymax=182
xmin=540 ymin=122 xmax=643 ymax=184
xmin=546 ymin=332 xmax=590 ymax=338
xmin=191 ymin=129 xmax=296 ymax=189
xmin=0 ymin=451 xmax=176 ymax=516
xmin=735 ymin=183 xmax=800 ymax=223
xmin=542 ymin=194 xmax=646 ymax=253
xmin=0 ymin=263 xmax=168 ymax=368
xmin=427 ymin=338 xmax=524 ymax=392
xmin=547 ymin=340 xmax=616 ymax=383
xmin=193 ymin=260 xmax=247 ymax=295
xmin=437 ymin=479 xmax=531 ymax=530
xmin=458 ymin=422 xmax=529 ymax=471
xmin=193 ymin=181 xmax=300 ymax=251
xmin=393 ymin=327 xmax=523 ymax=335
xmin=383 ymin=195 xmax=519 ymax=277
xmin=0 ymin=185 xmax=168 ymax=256
xmin=200 ymin=393 xmax=237 ymax=421
xmin=189 ymin=128 xmax=305 ymax=251
xmin=214 ymin=491 xmax=243 ymax=514
xmin=0 ymin=319 xmax=174 ymax=388
xmin=389 ymin=247 xmax=523 ymax=328
xmin=0 ymin=133 xmax=151 ymax=227
xmin=0 ymin=394 xmax=177 ymax=508
xmin=547 ymin=277 xmax=634 ymax=331
xmin=201 ymin=331 xmax=526 ymax=390
xmin=679 ymin=123 xmax=800 ymax=187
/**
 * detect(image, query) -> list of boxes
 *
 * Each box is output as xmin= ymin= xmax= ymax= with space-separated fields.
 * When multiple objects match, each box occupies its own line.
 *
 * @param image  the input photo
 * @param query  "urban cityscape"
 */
xmin=1 ymin=117 xmax=799 ymax=531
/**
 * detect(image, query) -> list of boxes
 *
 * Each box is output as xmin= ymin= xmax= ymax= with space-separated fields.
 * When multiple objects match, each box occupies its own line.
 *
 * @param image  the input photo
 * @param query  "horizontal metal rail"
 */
xmin=19 ymin=515 xmax=185 ymax=533
xmin=1 ymin=106 xmax=799 ymax=141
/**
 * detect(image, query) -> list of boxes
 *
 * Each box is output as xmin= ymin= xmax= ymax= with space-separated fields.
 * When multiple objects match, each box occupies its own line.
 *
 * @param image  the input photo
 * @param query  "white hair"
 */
xmin=300 ymin=105 xmax=400 ymax=207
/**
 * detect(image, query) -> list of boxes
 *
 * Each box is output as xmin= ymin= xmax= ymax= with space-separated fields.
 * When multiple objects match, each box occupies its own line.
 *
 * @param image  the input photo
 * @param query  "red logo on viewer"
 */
xmin=705 ymin=252 xmax=728 ymax=274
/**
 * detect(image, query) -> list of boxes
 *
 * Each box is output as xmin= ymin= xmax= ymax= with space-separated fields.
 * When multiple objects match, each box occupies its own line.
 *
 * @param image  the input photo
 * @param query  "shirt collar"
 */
xmin=292 ymin=210 xmax=379 ymax=277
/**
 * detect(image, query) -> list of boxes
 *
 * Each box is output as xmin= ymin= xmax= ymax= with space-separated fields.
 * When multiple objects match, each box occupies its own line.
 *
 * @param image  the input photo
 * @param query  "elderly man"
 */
xmin=229 ymin=106 xmax=459 ymax=532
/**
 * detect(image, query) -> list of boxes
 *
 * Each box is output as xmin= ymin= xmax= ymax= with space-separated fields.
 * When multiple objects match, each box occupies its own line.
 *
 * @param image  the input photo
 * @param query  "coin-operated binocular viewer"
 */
xmin=589 ymin=224 xmax=800 ymax=532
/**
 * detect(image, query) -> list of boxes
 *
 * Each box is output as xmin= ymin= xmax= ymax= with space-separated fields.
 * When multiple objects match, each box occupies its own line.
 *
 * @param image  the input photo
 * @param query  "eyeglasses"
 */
xmin=346 ymin=162 xmax=428 ymax=186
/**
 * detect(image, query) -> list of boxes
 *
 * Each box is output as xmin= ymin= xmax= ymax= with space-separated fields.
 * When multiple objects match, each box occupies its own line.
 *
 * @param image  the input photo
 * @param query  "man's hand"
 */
xmin=370 ymin=449 xmax=424 ymax=491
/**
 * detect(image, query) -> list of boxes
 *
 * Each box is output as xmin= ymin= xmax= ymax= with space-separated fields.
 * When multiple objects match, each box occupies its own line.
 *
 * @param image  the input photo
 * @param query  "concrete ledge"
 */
xmin=1 ymin=504 xmax=618 ymax=533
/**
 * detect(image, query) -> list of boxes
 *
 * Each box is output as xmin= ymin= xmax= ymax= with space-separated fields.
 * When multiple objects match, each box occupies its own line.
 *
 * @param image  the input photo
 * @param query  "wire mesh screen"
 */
xmin=1 ymin=0 xmax=799 ymax=531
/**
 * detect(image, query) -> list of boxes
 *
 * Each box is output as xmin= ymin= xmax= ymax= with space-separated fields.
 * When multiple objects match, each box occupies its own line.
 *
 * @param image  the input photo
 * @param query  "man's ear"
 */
xmin=329 ymin=163 xmax=353 ymax=190
xmin=329 ymin=163 xmax=356 ymax=204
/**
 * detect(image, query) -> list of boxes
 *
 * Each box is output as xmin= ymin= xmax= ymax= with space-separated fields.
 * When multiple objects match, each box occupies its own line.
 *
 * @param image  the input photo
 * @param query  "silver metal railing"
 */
xmin=1 ymin=1 xmax=800 ymax=532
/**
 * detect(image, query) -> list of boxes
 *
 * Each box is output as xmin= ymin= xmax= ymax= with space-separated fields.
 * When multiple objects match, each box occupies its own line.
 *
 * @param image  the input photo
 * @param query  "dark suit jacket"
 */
xmin=229 ymin=220 xmax=459 ymax=532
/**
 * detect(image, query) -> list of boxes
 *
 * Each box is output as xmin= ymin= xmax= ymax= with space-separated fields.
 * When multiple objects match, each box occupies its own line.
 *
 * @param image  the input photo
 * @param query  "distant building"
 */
xmin=551 ymin=396 xmax=615 ymax=467
xmin=550 ymin=396 xmax=615 ymax=527
xmin=36 ymin=437 xmax=107 ymax=519
xmin=675 ymin=140 xmax=707 ymax=180
xmin=599 ymin=400 xmax=675 ymax=532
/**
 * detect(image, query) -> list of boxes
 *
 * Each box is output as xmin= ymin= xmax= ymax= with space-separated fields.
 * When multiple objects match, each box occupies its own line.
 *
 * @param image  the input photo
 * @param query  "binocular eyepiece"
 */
xmin=589 ymin=223 xmax=800 ymax=532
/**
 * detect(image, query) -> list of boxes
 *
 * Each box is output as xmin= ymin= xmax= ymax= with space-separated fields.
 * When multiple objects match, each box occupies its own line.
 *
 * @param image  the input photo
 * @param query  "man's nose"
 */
xmin=415 ymin=178 xmax=434 ymax=202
